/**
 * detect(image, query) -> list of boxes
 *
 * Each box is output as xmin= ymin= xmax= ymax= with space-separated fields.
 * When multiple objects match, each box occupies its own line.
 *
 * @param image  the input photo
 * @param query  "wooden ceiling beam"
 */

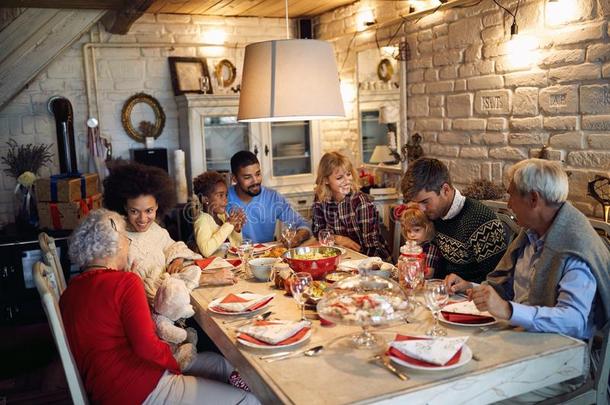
xmin=101 ymin=0 xmax=155 ymax=34
xmin=0 ymin=0 xmax=122 ymax=8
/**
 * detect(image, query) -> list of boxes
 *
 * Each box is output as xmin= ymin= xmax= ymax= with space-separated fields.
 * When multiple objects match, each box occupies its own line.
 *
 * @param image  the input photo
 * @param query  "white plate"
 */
xmin=208 ymin=294 xmax=274 ymax=316
xmin=237 ymin=328 xmax=312 ymax=350
xmin=389 ymin=344 xmax=472 ymax=371
xmin=229 ymin=243 xmax=275 ymax=256
xmin=439 ymin=312 xmax=497 ymax=327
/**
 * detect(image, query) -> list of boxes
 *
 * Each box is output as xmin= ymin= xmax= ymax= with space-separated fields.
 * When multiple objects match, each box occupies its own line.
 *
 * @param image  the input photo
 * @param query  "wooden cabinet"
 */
xmin=177 ymin=94 xmax=320 ymax=197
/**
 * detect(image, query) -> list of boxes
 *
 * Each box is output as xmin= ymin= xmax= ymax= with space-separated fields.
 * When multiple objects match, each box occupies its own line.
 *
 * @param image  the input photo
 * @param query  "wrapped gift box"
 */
xmin=36 ymin=173 xmax=99 ymax=202
xmin=38 ymin=193 xmax=102 ymax=230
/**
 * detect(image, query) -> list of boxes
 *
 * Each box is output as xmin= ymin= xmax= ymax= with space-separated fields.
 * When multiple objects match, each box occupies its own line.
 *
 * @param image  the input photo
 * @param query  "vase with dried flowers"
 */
xmin=1 ymin=139 xmax=53 ymax=228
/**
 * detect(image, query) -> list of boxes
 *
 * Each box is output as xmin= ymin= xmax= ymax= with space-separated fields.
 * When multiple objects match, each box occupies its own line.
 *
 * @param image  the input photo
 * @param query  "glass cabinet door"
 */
xmin=204 ymin=116 xmax=249 ymax=173
xmin=360 ymin=110 xmax=388 ymax=164
xmin=270 ymin=121 xmax=312 ymax=177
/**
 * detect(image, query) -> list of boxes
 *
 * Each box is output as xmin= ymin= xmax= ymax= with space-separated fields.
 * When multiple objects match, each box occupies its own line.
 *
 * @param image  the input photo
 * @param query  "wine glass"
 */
xmin=282 ymin=222 xmax=297 ymax=248
xmin=290 ymin=272 xmax=313 ymax=321
xmin=424 ymin=279 xmax=449 ymax=336
xmin=237 ymin=238 xmax=253 ymax=277
xmin=318 ymin=229 xmax=335 ymax=247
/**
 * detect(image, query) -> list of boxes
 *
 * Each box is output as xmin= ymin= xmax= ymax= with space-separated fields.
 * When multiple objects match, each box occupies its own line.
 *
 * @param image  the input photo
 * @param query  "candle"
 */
xmin=174 ymin=149 xmax=188 ymax=204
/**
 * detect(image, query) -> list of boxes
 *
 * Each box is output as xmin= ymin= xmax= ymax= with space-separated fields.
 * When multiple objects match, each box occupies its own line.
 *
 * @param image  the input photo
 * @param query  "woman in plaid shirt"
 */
xmin=312 ymin=152 xmax=391 ymax=261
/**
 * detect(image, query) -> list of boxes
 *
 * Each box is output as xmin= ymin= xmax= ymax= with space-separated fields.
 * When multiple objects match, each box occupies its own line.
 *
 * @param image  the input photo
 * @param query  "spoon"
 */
xmin=264 ymin=345 xmax=324 ymax=362
xmin=231 ymin=311 xmax=273 ymax=328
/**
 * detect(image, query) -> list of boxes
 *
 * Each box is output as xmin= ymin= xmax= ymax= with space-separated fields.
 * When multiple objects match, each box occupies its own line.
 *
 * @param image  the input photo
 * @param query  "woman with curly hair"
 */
xmin=192 ymin=171 xmax=245 ymax=257
xmin=312 ymin=151 xmax=391 ymax=261
xmin=103 ymin=162 xmax=236 ymax=303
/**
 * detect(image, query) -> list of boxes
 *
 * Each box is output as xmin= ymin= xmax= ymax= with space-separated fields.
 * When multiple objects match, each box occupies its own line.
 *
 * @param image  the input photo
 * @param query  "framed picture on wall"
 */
xmin=168 ymin=57 xmax=213 ymax=96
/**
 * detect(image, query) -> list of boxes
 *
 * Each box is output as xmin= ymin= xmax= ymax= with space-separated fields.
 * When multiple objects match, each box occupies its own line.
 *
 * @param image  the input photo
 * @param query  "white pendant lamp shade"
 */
xmin=237 ymin=39 xmax=345 ymax=122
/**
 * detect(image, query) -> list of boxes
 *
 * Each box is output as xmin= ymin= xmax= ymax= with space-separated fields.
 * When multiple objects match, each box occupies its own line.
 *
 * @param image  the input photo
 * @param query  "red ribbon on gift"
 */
xmin=49 ymin=203 xmax=62 ymax=229
xmin=79 ymin=196 xmax=95 ymax=215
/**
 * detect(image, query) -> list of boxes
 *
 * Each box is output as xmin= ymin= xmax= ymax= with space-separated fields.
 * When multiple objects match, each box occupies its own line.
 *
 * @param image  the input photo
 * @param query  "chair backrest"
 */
xmin=38 ymin=232 xmax=67 ymax=293
xmin=590 ymin=322 xmax=610 ymax=405
xmin=481 ymin=200 xmax=521 ymax=245
xmin=33 ymin=261 xmax=88 ymax=405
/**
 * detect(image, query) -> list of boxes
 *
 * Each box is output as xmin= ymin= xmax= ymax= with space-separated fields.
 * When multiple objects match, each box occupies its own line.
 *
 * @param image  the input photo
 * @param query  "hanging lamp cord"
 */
xmin=285 ymin=0 xmax=290 ymax=39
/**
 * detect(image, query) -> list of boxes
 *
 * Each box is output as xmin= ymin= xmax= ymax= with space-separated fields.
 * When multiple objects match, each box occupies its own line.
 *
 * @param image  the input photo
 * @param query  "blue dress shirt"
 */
xmin=508 ymin=229 xmax=597 ymax=340
xmin=227 ymin=185 xmax=311 ymax=243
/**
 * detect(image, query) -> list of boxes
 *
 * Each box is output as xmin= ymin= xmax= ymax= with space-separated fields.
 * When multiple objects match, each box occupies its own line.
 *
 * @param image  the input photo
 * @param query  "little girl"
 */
xmin=399 ymin=203 xmax=442 ymax=278
xmin=193 ymin=171 xmax=245 ymax=257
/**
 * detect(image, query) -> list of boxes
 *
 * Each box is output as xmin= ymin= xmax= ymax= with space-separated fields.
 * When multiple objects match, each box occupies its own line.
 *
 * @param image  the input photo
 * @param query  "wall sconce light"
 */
xmin=357 ymin=9 xmax=376 ymax=31
xmin=546 ymin=0 xmax=575 ymax=25
xmin=202 ymin=28 xmax=226 ymax=45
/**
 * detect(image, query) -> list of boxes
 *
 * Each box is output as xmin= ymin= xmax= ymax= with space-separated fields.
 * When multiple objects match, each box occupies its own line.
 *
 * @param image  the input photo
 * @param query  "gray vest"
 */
xmin=487 ymin=202 xmax=610 ymax=327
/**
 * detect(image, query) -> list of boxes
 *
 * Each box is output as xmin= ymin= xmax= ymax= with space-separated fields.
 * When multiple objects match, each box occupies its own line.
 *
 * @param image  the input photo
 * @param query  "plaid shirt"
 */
xmin=312 ymin=192 xmax=391 ymax=260
xmin=421 ymin=241 xmax=443 ymax=278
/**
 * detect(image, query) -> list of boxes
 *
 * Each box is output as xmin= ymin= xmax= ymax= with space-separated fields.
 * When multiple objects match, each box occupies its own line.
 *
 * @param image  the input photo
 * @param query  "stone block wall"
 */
xmin=0 ymin=13 xmax=291 ymax=224
xmin=316 ymin=0 xmax=610 ymax=217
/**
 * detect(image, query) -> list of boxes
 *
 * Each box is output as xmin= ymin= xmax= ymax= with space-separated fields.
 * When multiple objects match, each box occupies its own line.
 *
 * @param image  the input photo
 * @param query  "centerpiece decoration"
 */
xmin=1 ymin=139 xmax=53 ymax=227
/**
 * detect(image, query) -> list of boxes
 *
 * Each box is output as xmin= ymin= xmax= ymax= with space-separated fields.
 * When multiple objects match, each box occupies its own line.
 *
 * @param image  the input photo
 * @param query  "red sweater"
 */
xmin=60 ymin=269 xmax=180 ymax=404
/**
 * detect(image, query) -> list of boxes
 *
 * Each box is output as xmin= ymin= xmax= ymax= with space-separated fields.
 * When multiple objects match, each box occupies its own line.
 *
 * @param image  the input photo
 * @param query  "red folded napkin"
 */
xmin=237 ymin=321 xmax=311 ymax=346
xmin=387 ymin=335 xmax=462 ymax=368
xmin=227 ymin=259 xmax=242 ymax=267
xmin=195 ymin=257 xmax=215 ymax=269
xmin=441 ymin=311 xmax=495 ymax=324
xmin=254 ymin=243 xmax=266 ymax=249
xmin=222 ymin=293 xmax=250 ymax=303
xmin=211 ymin=295 xmax=274 ymax=313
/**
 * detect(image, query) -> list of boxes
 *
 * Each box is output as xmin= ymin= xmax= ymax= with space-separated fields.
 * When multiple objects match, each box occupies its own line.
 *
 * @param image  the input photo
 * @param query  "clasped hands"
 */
xmin=444 ymin=274 xmax=512 ymax=320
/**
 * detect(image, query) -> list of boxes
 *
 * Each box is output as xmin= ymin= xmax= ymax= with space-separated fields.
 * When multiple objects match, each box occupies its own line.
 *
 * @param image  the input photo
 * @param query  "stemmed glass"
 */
xmin=282 ymin=222 xmax=297 ymax=248
xmin=424 ymin=279 xmax=449 ymax=336
xmin=318 ymin=229 xmax=335 ymax=247
xmin=290 ymin=272 xmax=313 ymax=321
xmin=237 ymin=238 xmax=253 ymax=277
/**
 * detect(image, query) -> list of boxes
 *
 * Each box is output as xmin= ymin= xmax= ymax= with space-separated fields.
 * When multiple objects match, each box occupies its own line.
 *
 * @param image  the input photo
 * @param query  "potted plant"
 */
xmin=1 ymin=139 xmax=53 ymax=228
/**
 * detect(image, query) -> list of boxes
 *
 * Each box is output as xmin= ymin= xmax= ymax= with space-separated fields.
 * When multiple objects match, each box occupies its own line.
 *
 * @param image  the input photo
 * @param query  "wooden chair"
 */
xmin=33 ymin=261 xmax=88 ymax=405
xmin=38 ymin=232 xmax=67 ymax=294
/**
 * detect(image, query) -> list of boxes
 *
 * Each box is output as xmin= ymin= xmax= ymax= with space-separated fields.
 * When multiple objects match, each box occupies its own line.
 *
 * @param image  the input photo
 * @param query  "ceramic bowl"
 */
xmin=249 ymin=258 xmax=278 ymax=281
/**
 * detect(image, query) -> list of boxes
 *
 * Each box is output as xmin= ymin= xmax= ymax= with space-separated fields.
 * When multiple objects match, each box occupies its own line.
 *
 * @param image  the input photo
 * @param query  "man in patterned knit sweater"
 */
xmin=401 ymin=158 xmax=507 ymax=283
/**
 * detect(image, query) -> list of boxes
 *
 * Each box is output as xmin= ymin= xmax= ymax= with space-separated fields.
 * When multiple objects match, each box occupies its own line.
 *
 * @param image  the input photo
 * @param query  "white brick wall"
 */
xmin=0 ymin=13 xmax=292 ymax=224
xmin=313 ymin=0 xmax=610 ymax=217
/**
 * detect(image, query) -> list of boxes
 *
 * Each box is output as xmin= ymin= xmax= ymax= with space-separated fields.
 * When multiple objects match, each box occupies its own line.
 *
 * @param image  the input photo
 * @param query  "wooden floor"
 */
xmin=0 ymin=323 xmax=71 ymax=404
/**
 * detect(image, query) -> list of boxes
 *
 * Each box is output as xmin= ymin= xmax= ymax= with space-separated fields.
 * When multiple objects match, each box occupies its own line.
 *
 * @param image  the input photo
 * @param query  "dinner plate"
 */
xmin=389 ymin=344 xmax=472 ymax=371
xmin=439 ymin=312 xmax=497 ymax=327
xmin=229 ymin=243 xmax=275 ymax=256
xmin=236 ymin=328 xmax=312 ymax=350
xmin=208 ymin=294 xmax=274 ymax=316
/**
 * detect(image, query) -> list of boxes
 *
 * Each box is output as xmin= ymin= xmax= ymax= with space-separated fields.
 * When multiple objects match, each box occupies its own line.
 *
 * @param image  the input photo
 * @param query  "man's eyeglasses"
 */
xmin=110 ymin=218 xmax=132 ymax=245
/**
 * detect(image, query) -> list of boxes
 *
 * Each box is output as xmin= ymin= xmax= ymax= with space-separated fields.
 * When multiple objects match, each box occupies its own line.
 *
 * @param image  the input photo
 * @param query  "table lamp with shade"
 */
xmin=369 ymin=145 xmax=397 ymax=164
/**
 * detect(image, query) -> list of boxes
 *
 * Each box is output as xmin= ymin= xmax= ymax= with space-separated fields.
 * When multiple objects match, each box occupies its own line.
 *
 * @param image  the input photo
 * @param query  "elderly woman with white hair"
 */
xmin=445 ymin=158 xmax=610 ymax=403
xmin=60 ymin=208 xmax=259 ymax=405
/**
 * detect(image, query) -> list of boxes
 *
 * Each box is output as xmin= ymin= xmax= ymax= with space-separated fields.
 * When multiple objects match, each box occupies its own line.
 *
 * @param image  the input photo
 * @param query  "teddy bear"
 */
xmin=152 ymin=274 xmax=198 ymax=371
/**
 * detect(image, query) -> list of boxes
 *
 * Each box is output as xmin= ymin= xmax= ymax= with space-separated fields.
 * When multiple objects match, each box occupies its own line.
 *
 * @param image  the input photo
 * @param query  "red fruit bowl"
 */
xmin=282 ymin=247 xmax=342 ymax=280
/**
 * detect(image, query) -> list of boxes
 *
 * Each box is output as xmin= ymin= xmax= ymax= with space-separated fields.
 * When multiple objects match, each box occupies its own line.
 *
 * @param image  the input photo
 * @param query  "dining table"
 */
xmin=190 ymin=248 xmax=587 ymax=405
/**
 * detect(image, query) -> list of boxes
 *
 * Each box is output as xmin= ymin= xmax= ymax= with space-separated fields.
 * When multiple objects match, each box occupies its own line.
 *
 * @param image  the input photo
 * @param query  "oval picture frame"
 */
xmin=121 ymin=92 xmax=166 ymax=143
xmin=214 ymin=59 xmax=237 ymax=88
xmin=377 ymin=58 xmax=394 ymax=82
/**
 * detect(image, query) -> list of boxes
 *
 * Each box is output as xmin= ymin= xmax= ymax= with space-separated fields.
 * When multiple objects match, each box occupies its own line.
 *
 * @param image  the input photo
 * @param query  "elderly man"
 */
xmin=446 ymin=158 xmax=610 ymax=402
xmin=402 ymin=157 xmax=507 ymax=283
xmin=227 ymin=151 xmax=311 ymax=245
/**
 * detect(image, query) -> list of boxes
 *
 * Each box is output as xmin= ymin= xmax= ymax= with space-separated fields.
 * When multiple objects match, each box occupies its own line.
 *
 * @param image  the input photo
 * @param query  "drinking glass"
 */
xmin=424 ymin=279 xmax=449 ymax=336
xmin=318 ymin=229 xmax=335 ymax=247
xmin=290 ymin=272 xmax=313 ymax=321
xmin=237 ymin=238 xmax=253 ymax=277
xmin=282 ymin=222 xmax=297 ymax=248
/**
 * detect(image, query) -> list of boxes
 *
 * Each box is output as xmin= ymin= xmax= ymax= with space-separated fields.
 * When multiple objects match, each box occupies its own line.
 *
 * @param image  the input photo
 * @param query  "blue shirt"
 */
xmin=227 ymin=185 xmax=311 ymax=243
xmin=508 ymin=229 xmax=597 ymax=340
